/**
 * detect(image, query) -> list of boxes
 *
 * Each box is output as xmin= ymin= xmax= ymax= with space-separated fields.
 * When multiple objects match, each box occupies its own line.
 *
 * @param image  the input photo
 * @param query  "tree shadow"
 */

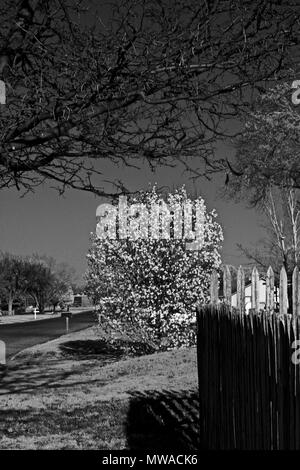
xmin=0 ymin=359 xmax=82 ymax=395
xmin=0 ymin=338 xmax=155 ymax=396
xmin=126 ymin=389 xmax=200 ymax=451
xmin=0 ymin=357 xmax=112 ymax=395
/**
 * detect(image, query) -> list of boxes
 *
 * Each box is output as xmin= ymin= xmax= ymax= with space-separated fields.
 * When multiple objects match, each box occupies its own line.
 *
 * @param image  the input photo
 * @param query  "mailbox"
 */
xmin=61 ymin=311 xmax=72 ymax=319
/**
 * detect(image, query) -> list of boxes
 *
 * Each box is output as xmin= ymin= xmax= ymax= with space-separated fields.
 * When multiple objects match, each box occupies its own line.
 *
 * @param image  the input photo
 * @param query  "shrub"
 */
xmin=86 ymin=186 xmax=223 ymax=349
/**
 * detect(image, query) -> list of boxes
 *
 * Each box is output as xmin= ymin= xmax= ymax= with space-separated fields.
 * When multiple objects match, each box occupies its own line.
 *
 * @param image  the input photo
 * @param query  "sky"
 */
xmin=0 ymin=149 xmax=267 ymax=284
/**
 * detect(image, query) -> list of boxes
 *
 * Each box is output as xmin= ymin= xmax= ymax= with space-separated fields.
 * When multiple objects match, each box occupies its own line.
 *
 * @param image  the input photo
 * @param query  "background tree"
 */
xmin=22 ymin=259 xmax=53 ymax=313
xmin=0 ymin=253 xmax=28 ymax=314
xmin=71 ymin=283 xmax=87 ymax=295
xmin=235 ymin=185 xmax=300 ymax=311
xmin=0 ymin=0 xmax=299 ymax=196
xmin=26 ymin=255 xmax=76 ymax=312
xmin=264 ymin=186 xmax=300 ymax=271
xmin=237 ymin=186 xmax=300 ymax=269
xmin=227 ymin=82 xmax=300 ymax=206
xmin=0 ymin=252 xmax=75 ymax=314
xmin=46 ymin=266 xmax=75 ymax=312
xmin=85 ymin=186 xmax=223 ymax=349
xmin=226 ymin=81 xmax=300 ymax=310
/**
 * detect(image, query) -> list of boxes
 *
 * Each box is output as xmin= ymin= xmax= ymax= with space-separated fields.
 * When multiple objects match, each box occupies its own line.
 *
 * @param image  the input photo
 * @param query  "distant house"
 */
xmin=231 ymin=278 xmax=280 ymax=313
xmin=73 ymin=293 xmax=92 ymax=307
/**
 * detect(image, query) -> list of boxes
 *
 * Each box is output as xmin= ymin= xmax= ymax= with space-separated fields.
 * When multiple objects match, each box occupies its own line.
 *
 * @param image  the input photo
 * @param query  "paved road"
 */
xmin=0 ymin=310 xmax=95 ymax=359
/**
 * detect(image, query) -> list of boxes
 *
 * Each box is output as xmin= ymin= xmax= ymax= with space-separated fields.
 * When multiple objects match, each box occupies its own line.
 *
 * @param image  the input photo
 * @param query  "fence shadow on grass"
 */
xmin=126 ymin=389 xmax=199 ymax=451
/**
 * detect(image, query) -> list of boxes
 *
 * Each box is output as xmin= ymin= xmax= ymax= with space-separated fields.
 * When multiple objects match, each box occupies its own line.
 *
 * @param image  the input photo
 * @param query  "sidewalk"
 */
xmin=0 ymin=307 xmax=93 ymax=325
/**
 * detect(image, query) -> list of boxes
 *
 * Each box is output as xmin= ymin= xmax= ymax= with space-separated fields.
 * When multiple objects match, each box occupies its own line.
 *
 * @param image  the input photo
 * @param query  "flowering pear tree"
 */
xmin=85 ymin=186 xmax=223 ymax=349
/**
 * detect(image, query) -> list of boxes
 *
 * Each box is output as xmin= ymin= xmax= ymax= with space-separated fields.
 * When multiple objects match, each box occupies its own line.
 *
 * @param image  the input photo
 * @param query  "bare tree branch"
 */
xmin=0 ymin=0 xmax=299 ymax=196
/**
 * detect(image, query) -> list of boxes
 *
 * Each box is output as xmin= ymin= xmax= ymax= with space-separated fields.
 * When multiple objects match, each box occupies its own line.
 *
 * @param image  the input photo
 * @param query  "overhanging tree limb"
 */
xmin=0 ymin=0 xmax=299 ymax=196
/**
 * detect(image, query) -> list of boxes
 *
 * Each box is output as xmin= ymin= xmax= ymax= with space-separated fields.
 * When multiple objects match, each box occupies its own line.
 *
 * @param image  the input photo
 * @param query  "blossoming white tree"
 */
xmin=85 ymin=186 xmax=223 ymax=349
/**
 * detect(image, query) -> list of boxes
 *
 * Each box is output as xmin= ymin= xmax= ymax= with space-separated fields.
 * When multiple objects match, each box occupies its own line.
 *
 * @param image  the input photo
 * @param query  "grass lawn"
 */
xmin=0 ymin=326 xmax=199 ymax=450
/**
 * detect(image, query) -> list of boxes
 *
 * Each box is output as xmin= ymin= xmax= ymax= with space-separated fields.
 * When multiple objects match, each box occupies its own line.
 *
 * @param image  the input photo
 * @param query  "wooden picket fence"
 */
xmin=210 ymin=264 xmax=300 ymax=314
xmin=197 ymin=303 xmax=300 ymax=449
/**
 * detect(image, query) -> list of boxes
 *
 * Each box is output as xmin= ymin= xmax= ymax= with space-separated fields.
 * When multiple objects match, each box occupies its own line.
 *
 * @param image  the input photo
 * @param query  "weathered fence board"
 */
xmin=280 ymin=266 xmax=288 ymax=315
xmin=266 ymin=266 xmax=274 ymax=312
xmin=223 ymin=265 xmax=232 ymax=305
xmin=197 ymin=304 xmax=300 ymax=449
xmin=251 ymin=266 xmax=260 ymax=313
xmin=237 ymin=265 xmax=245 ymax=314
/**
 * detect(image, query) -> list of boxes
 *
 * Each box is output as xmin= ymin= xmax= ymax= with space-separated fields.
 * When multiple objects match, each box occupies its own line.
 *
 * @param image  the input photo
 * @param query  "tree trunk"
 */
xmin=8 ymin=294 xmax=13 ymax=316
xmin=38 ymin=295 xmax=45 ymax=314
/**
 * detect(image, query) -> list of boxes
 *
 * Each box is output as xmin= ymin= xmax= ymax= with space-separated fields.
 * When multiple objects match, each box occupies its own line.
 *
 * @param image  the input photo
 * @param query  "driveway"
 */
xmin=0 ymin=309 xmax=95 ymax=360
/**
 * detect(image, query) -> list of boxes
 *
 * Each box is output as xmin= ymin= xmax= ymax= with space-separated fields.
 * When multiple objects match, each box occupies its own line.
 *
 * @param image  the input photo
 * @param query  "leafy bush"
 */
xmin=86 ymin=186 xmax=223 ymax=349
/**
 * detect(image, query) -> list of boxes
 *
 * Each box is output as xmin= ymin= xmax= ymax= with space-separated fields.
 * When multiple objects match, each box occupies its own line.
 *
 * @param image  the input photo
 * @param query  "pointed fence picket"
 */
xmin=266 ymin=266 xmax=274 ymax=312
xmin=223 ymin=265 xmax=231 ymax=305
xmin=293 ymin=267 xmax=300 ymax=316
xmin=251 ymin=266 xmax=259 ymax=313
xmin=209 ymin=264 xmax=300 ymax=315
xmin=280 ymin=266 xmax=288 ymax=315
xmin=237 ymin=265 xmax=245 ymax=314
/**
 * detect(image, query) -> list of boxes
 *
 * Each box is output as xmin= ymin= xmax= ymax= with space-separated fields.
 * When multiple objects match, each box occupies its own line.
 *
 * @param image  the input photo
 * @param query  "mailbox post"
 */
xmin=61 ymin=310 xmax=72 ymax=333
xmin=33 ymin=307 xmax=38 ymax=320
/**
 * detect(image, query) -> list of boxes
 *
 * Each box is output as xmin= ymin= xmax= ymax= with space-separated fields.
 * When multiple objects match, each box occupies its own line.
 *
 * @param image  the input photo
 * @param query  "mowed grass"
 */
xmin=0 ymin=327 xmax=198 ymax=450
